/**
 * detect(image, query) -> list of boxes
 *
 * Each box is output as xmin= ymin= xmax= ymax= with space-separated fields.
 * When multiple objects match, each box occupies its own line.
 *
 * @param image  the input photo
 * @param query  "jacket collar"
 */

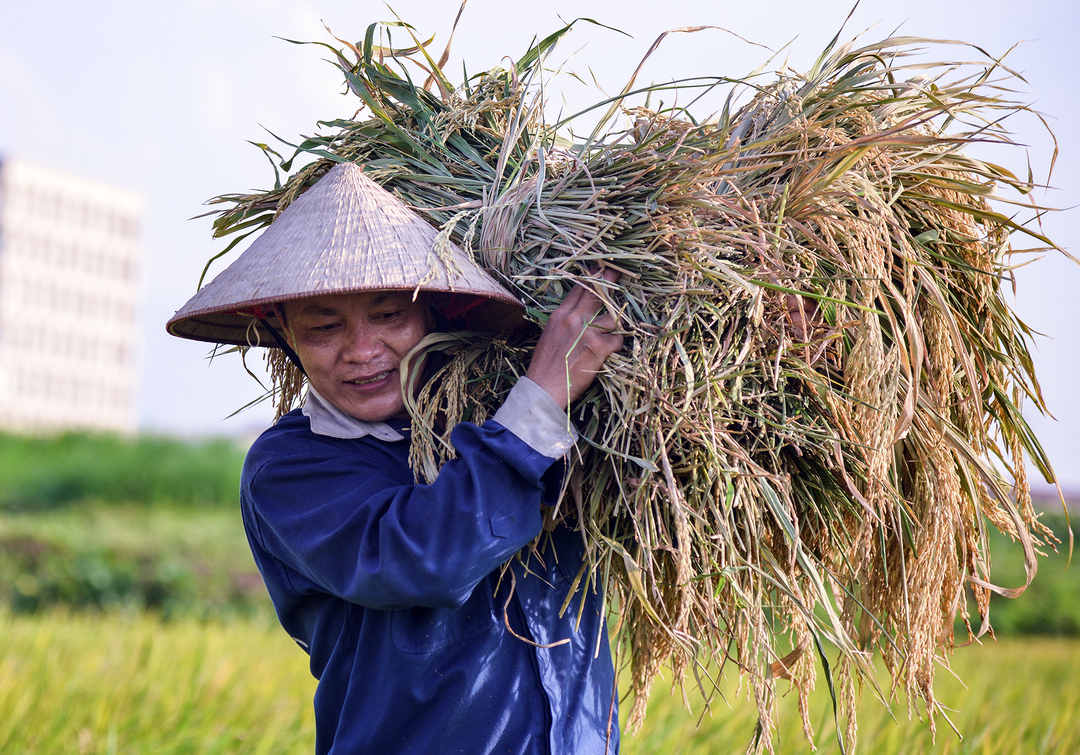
xmin=301 ymin=387 xmax=406 ymax=442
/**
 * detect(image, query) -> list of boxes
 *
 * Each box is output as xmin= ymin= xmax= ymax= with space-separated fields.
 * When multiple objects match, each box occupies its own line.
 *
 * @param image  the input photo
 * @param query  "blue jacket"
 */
xmin=240 ymin=390 xmax=619 ymax=754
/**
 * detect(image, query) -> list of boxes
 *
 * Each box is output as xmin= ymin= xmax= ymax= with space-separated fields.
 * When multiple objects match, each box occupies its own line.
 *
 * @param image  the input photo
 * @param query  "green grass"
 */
xmin=0 ymin=432 xmax=247 ymax=512
xmin=0 ymin=504 xmax=268 ymax=618
xmin=622 ymin=638 xmax=1080 ymax=754
xmin=1 ymin=609 xmax=1076 ymax=754
xmin=977 ymin=512 xmax=1079 ymax=637
xmin=0 ymin=610 xmax=316 ymax=755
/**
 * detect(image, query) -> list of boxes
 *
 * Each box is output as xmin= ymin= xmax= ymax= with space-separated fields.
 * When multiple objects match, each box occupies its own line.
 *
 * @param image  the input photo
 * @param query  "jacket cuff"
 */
xmin=493 ymin=377 xmax=578 ymax=459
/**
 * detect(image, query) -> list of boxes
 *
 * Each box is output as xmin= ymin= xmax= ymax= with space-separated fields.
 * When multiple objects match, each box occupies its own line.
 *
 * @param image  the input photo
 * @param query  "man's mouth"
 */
xmin=346 ymin=370 xmax=392 ymax=386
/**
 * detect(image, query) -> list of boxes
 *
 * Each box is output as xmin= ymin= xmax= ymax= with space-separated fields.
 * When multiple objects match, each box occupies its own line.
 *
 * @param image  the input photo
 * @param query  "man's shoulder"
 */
xmin=240 ymin=409 xmax=415 ymax=513
xmin=244 ymin=408 xmax=406 ymax=475
xmin=249 ymin=408 xmax=311 ymax=450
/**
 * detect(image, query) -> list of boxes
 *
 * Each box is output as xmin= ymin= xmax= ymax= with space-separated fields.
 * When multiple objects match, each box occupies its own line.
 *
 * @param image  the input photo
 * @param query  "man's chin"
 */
xmin=335 ymin=396 xmax=406 ymax=424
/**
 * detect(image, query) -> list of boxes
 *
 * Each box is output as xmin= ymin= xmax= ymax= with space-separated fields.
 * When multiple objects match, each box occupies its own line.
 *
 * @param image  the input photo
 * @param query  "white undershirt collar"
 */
xmin=301 ymin=387 xmax=406 ymax=442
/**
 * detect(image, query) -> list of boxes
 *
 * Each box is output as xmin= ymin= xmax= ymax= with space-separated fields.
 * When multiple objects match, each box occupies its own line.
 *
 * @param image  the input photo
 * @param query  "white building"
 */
xmin=0 ymin=158 xmax=142 ymax=433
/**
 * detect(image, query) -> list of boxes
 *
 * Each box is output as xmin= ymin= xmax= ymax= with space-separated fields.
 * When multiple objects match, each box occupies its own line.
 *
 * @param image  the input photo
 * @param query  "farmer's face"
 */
xmin=282 ymin=291 xmax=433 ymax=422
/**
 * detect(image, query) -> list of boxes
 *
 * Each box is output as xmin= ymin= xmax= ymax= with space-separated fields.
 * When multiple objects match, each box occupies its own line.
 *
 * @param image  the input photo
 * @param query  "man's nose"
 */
xmin=343 ymin=325 xmax=384 ymax=362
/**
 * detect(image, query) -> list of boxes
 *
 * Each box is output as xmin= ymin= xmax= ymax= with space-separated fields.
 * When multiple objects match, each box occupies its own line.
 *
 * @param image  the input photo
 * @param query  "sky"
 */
xmin=1 ymin=0 xmax=1077 ymax=490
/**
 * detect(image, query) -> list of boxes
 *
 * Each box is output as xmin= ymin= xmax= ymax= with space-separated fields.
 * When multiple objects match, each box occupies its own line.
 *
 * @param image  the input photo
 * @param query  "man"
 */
xmin=167 ymin=162 xmax=624 ymax=754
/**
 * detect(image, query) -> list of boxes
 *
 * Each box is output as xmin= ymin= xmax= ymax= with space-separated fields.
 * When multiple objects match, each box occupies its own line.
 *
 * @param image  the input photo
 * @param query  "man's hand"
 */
xmin=785 ymin=293 xmax=819 ymax=342
xmin=526 ymin=269 xmax=624 ymax=410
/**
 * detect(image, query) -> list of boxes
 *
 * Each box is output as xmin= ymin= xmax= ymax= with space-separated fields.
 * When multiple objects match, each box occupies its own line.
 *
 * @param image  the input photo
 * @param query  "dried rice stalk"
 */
xmin=202 ymin=20 xmax=1066 ymax=752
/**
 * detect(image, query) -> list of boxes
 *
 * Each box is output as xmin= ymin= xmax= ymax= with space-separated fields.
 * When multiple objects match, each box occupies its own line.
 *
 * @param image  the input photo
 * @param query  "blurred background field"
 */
xmin=3 ymin=612 xmax=1078 ymax=754
xmin=0 ymin=433 xmax=261 ymax=619
xmin=1 ymin=432 xmax=1077 ymax=753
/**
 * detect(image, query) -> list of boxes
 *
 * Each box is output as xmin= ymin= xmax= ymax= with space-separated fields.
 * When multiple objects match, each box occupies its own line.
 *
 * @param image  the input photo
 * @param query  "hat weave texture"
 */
xmin=167 ymin=162 xmax=523 ymax=345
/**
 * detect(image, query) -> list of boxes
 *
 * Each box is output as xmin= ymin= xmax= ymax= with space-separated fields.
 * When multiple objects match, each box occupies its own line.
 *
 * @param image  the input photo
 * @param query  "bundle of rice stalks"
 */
xmin=204 ymin=17 xmax=1066 ymax=752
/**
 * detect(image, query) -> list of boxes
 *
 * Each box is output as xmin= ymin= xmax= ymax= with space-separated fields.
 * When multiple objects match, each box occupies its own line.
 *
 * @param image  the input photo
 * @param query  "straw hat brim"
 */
xmin=166 ymin=162 xmax=525 ymax=346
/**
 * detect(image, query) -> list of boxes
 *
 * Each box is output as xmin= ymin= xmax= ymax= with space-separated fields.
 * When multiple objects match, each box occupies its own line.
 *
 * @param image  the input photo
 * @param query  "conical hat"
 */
xmin=166 ymin=162 xmax=523 ymax=345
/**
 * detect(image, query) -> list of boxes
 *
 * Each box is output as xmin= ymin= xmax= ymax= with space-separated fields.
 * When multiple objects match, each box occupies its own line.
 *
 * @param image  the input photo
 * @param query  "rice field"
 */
xmin=3 ymin=609 xmax=1077 ymax=754
xmin=623 ymin=638 xmax=1080 ymax=754
xmin=0 ymin=611 xmax=315 ymax=755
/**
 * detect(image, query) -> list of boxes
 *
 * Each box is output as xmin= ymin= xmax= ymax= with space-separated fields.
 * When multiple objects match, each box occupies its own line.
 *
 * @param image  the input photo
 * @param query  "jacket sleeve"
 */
xmin=243 ymin=381 xmax=572 ymax=612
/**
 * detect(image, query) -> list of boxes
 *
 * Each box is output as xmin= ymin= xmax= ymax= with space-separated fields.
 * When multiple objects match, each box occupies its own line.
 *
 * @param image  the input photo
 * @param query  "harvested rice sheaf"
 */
xmin=205 ymin=20 xmax=1067 ymax=752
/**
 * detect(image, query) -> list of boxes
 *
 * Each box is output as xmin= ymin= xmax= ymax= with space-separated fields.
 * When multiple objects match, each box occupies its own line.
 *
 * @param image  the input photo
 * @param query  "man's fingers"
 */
xmin=561 ymin=268 xmax=621 ymax=318
xmin=527 ymin=267 xmax=625 ymax=409
xmin=598 ymin=267 xmax=621 ymax=284
xmin=561 ymin=266 xmax=622 ymax=306
xmin=587 ymin=311 xmax=621 ymax=334
xmin=558 ymin=279 xmax=589 ymax=310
